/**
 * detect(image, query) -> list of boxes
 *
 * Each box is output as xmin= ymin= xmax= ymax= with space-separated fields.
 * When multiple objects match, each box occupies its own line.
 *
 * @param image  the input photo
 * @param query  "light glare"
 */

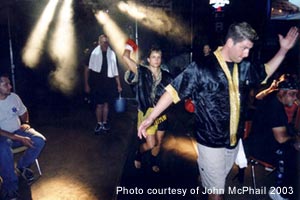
xmin=118 ymin=1 xmax=190 ymax=44
xmin=22 ymin=0 xmax=59 ymax=68
xmin=49 ymin=0 xmax=78 ymax=95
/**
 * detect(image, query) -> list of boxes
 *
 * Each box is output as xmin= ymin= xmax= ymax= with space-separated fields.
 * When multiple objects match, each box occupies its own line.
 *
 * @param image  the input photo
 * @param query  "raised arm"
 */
xmin=265 ymin=27 xmax=299 ymax=79
xmin=122 ymin=39 xmax=139 ymax=74
xmin=138 ymin=91 xmax=173 ymax=139
xmin=255 ymin=80 xmax=278 ymax=100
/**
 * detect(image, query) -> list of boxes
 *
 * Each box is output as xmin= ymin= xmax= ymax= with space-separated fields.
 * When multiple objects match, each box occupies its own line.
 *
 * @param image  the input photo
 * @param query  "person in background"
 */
xmin=122 ymin=39 xmax=173 ymax=172
xmin=245 ymin=74 xmax=300 ymax=200
xmin=84 ymin=34 xmax=122 ymax=134
xmin=137 ymin=23 xmax=298 ymax=200
xmin=256 ymin=74 xmax=300 ymax=130
xmin=0 ymin=73 xmax=46 ymax=200
xmin=193 ymin=43 xmax=212 ymax=65
xmin=203 ymin=44 xmax=212 ymax=57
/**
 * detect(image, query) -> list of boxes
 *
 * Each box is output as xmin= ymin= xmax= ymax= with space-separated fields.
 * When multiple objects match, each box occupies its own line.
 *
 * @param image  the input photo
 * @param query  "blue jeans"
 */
xmin=0 ymin=128 xmax=46 ymax=192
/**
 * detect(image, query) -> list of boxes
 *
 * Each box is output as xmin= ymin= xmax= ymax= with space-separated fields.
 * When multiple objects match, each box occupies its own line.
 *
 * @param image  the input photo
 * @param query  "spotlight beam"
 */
xmin=49 ymin=0 xmax=77 ymax=95
xmin=118 ymin=1 xmax=190 ymax=44
xmin=95 ymin=10 xmax=135 ymax=69
xmin=22 ymin=0 xmax=59 ymax=68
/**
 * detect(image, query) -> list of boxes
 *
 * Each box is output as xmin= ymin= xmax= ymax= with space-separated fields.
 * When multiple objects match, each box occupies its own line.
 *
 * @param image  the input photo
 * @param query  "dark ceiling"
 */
xmin=0 ymin=0 xmax=299 ymax=97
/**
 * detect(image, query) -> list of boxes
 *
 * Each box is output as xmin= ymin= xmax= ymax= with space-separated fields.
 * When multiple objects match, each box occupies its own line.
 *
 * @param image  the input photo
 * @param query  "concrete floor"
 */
xmin=14 ymin=96 xmax=299 ymax=200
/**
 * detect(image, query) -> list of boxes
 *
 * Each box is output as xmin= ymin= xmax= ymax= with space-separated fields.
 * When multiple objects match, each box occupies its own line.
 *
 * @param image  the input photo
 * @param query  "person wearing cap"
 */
xmin=245 ymin=74 xmax=300 ymax=200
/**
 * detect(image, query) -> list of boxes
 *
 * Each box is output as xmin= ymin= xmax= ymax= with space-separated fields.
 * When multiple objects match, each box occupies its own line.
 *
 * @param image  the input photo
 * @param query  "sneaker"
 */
xmin=18 ymin=167 xmax=34 ymax=184
xmin=269 ymin=188 xmax=289 ymax=200
xmin=0 ymin=189 xmax=19 ymax=200
xmin=94 ymin=123 xmax=103 ymax=132
xmin=102 ymin=122 xmax=110 ymax=131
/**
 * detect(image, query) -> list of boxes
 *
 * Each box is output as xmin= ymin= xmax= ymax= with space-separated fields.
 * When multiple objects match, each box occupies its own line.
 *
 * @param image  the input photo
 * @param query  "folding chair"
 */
xmin=248 ymin=156 xmax=276 ymax=189
xmin=12 ymin=146 xmax=42 ymax=176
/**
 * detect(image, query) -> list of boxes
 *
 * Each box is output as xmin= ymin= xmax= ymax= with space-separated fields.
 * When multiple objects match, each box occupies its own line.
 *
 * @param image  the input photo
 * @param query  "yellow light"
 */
xmin=94 ymin=10 xmax=137 ymax=69
xmin=118 ymin=1 xmax=190 ymax=44
xmin=163 ymin=135 xmax=198 ymax=162
xmin=22 ymin=0 xmax=59 ymax=68
xmin=32 ymin=175 xmax=98 ymax=200
xmin=49 ymin=0 xmax=78 ymax=95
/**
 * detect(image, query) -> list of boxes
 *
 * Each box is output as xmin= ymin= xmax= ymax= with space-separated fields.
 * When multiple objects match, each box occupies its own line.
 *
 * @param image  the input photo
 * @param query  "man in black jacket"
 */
xmin=138 ymin=22 xmax=299 ymax=200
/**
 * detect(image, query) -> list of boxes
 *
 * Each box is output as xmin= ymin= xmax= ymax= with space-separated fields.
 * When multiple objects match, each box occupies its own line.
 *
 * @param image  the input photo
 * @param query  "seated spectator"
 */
xmin=245 ymin=74 xmax=300 ymax=200
xmin=0 ymin=73 xmax=46 ymax=200
xmin=256 ymin=74 xmax=300 ymax=132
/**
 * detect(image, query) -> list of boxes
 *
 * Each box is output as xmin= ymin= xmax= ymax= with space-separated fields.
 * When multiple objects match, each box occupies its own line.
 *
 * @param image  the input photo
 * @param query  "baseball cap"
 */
xmin=277 ymin=74 xmax=300 ymax=90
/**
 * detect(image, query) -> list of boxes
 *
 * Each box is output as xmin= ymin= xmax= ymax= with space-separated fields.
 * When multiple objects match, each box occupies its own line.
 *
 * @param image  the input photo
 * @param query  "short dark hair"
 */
xmin=0 ymin=72 xmax=9 ymax=81
xmin=225 ymin=22 xmax=258 ymax=44
xmin=147 ymin=45 xmax=162 ymax=58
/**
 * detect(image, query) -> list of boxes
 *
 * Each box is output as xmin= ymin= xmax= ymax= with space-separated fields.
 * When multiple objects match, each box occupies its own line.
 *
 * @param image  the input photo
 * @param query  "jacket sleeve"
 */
xmin=168 ymin=62 xmax=201 ymax=102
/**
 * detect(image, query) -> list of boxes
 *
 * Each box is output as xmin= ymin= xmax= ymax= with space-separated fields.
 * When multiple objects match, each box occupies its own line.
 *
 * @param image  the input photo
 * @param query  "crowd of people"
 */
xmin=0 ymin=21 xmax=299 ymax=200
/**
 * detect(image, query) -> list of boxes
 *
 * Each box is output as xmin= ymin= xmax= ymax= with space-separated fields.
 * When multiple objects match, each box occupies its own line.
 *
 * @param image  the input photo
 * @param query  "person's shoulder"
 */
xmin=138 ymin=64 xmax=148 ymax=71
xmin=7 ymin=93 xmax=20 ymax=100
xmin=161 ymin=68 xmax=173 ymax=79
xmin=195 ymin=54 xmax=216 ymax=67
xmin=108 ymin=46 xmax=116 ymax=54
xmin=90 ymin=46 xmax=100 ymax=55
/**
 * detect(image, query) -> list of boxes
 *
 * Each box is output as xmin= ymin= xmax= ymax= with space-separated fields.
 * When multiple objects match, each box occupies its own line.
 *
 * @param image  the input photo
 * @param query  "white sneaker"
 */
xmin=268 ymin=188 xmax=289 ymax=200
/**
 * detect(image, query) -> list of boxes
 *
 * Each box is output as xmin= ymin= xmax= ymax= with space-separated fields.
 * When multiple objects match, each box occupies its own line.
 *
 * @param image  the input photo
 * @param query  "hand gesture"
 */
xmin=20 ymin=124 xmax=30 ymax=131
xmin=137 ymin=117 xmax=154 ymax=139
xmin=117 ymin=86 xmax=122 ymax=93
xmin=20 ymin=136 xmax=34 ymax=148
xmin=278 ymin=26 xmax=299 ymax=51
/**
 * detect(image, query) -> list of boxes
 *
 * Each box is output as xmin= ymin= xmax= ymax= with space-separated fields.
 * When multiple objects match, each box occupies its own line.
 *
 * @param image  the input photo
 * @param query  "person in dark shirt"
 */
xmin=246 ymin=74 xmax=300 ymax=200
xmin=123 ymin=40 xmax=173 ymax=172
xmin=138 ymin=22 xmax=299 ymax=200
xmin=84 ymin=35 xmax=122 ymax=134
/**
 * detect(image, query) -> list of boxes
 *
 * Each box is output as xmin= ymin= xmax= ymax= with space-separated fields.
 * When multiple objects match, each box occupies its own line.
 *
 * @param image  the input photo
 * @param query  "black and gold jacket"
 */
xmin=125 ymin=65 xmax=173 ymax=113
xmin=166 ymin=55 xmax=267 ymax=148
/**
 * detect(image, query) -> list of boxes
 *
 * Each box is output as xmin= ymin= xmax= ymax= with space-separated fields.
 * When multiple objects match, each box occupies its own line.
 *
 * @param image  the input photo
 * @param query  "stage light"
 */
xmin=118 ymin=1 xmax=190 ymax=44
xmin=49 ymin=0 xmax=77 ymax=95
xmin=22 ymin=0 xmax=59 ymax=68
xmin=94 ymin=10 xmax=136 ymax=69
xmin=118 ymin=1 xmax=146 ymax=20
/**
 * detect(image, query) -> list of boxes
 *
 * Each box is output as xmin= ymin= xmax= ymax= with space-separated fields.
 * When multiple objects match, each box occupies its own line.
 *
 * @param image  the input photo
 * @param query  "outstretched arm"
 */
xmin=265 ymin=27 xmax=299 ymax=79
xmin=138 ymin=91 xmax=173 ymax=139
xmin=255 ymin=80 xmax=278 ymax=100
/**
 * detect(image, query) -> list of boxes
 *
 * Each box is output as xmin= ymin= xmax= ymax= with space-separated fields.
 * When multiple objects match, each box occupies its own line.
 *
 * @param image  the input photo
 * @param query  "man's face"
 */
xmin=203 ymin=45 xmax=211 ymax=56
xmin=228 ymin=39 xmax=253 ymax=63
xmin=99 ymin=35 xmax=109 ymax=50
xmin=0 ymin=77 xmax=12 ymax=98
xmin=282 ymin=89 xmax=299 ymax=107
xmin=147 ymin=51 xmax=162 ymax=69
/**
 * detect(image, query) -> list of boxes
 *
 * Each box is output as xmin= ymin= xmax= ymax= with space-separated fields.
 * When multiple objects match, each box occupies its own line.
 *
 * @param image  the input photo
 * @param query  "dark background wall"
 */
xmin=0 ymin=0 xmax=299 ymax=109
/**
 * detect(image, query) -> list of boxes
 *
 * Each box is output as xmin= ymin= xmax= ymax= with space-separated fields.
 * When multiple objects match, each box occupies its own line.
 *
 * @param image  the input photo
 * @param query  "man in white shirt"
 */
xmin=0 ymin=73 xmax=46 ymax=200
xmin=84 ymin=35 xmax=122 ymax=134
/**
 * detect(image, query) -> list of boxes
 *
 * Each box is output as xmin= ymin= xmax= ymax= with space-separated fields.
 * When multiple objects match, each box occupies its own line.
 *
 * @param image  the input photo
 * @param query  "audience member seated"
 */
xmin=0 ymin=73 xmax=46 ymax=200
xmin=245 ymin=74 xmax=300 ymax=200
